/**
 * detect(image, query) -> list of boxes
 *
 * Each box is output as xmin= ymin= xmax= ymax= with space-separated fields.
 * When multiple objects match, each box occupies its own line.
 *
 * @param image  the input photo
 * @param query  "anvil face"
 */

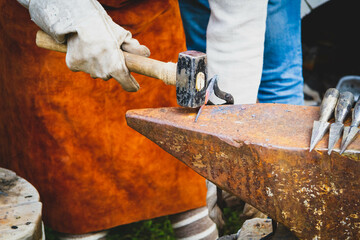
xmin=126 ymin=104 xmax=360 ymax=239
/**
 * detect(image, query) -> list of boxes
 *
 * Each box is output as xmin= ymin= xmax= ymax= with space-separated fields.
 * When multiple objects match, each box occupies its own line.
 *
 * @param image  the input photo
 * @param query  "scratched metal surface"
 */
xmin=126 ymin=104 xmax=360 ymax=239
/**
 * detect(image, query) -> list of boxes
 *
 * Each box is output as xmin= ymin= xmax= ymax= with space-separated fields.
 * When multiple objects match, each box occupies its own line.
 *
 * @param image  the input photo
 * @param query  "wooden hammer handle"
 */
xmin=35 ymin=30 xmax=177 ymax=86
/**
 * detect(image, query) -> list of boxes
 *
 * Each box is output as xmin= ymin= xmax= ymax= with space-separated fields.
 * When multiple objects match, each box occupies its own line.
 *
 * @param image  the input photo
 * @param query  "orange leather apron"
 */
xmin=0 ymin=0 xmax=206 ymax=234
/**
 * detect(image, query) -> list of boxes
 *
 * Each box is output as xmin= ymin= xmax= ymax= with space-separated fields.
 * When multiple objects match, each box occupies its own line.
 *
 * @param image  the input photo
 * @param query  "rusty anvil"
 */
xmin=126 ymin=104 xmax=360 ymax=240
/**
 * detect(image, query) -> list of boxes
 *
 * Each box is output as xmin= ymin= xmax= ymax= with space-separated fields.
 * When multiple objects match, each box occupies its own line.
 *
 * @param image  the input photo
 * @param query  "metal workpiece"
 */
xmin=309 ymin=88 xmax=340 ymax=152
xmin=340 ymin=99 xmax=360 ymax=154
xmin=194 ymin=76 xmax=216 ymax=123
xmin=327 ymin=91 xmax=354 ymax=154
xmin=211 ymin=80 xmax=234 ymax=105
xmin=194 ymin=75 xmax=234 ymax=122
xmin=126 ymin=104 xmax=360 ymax=239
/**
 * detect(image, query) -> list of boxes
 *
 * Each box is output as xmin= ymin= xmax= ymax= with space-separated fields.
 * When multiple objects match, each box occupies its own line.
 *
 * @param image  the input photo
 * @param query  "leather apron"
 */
xmin=0 ymin=0 xmax=206 ymax=234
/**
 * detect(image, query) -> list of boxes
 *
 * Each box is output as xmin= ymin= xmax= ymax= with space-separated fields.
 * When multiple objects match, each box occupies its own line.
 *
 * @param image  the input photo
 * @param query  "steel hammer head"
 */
xmin=176 ymin=51 xmax=207 ymax=108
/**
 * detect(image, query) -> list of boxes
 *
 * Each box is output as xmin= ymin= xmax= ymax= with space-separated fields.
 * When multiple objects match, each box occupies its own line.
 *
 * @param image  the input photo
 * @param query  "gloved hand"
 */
xmin=19 ymin=0 xmax=150 ymax=92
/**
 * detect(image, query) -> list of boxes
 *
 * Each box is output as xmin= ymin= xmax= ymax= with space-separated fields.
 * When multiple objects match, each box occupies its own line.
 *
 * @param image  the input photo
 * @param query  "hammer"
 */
xmin=36 ymin=30 xmax=212 ymax=108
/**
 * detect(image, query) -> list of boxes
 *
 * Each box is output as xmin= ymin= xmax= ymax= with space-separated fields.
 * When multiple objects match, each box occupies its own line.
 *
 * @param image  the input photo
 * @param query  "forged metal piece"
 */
xmin=213 ymin=80 xmax=234 ymax=105
xmin=194 ymin=75 xmax=234 ymax=122
xmin=309 ymin=88 xmax=339 ymax=152
xmin=207 ymin=79 xmax=234 ymax=106
xmin=328 ymin=91 xmax=354 ymax=154
xmin=126 ymin=104 xmax=360 ymax=239
xmin=341 ymin=99 xmax=360 ymax=154
xmin=194 ymin=76 xmax=216 ymax=123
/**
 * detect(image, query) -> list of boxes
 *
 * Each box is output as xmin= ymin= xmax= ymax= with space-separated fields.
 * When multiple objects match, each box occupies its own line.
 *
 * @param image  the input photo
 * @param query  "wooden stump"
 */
xmin=0 ymin=168 xmax=43 ymax=240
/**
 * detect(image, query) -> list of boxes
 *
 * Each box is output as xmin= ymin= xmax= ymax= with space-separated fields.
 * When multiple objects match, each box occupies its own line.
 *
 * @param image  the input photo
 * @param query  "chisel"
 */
xmin=327 ymin=91 xmax=354 ymax=154
xmin=309 ymin=88 xmax=339 ymax=152
xmin=340 ymin=99 xmax=360 ymax=154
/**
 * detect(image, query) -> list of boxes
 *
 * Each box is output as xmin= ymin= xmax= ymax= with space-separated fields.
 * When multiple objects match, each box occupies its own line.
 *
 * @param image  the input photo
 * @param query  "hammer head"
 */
xmin=176 ymin=51 xmax=207 ymax=108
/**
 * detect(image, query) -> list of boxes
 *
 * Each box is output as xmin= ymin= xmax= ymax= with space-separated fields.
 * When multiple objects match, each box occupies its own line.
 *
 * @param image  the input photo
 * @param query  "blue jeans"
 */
xmin=178 ymin=0 xmax=210 ymax=54
xmin=178 ymin=0 xmax=304 ymax=105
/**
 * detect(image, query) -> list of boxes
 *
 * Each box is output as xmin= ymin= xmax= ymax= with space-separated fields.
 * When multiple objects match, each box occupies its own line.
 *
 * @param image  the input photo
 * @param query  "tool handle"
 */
xmin=35 ymin=30 xmax=177 ymax=86
xmin=351 ymin=99 xmax=360 ymax=127
xmin=334 ymin=91 xmax=354 ymax=123
xmin=319 ymin=88 xmax=339 ymax=122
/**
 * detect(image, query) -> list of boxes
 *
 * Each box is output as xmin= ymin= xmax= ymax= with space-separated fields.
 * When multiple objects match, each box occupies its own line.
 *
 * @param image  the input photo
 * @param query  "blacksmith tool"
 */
xmin=194 ymin=76 xmax=216 ymax=122
xmin=340 ymin=99 xmax=360 ymax=154
xmin=126 ymin=104 xmax=360 ymax=240
xmin=194 ymin=75 xmax=234 ymax=122
xmin=35 ymin=30 xmax=233 ymax=108
xmin=309 ymin=88 xmax=339 ymax=152
xmin=327 ymin=91 xmax=354 ymax=155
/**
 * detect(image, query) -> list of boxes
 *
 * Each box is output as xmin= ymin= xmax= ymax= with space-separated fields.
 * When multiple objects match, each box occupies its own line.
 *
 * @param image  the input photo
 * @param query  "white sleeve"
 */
xmin=207 ymin=0 xmax=268 ymax=104
xmin=17 ymin=0 xmax=30 ymax=9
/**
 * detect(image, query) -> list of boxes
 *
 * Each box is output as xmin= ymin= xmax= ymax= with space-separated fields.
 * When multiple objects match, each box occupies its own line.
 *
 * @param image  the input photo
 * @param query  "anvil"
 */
xmin=126 ymin=104 xmax=360 ymax=239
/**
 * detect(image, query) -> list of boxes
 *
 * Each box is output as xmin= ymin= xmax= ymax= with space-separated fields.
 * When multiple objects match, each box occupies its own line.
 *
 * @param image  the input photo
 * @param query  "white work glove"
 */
xmin=19 ymin=0 xmax=150 ymax=92
xmin=207 ymin=0 xmax=268 ymax=104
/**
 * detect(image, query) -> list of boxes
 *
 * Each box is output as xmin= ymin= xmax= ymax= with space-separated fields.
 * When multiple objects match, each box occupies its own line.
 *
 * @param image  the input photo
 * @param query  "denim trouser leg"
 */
xmin=259 ymin=0 xmax=304 ymax=105
xmin=179 ymin=0 xmax=304 ymax=105
xmin=178 ymin=0 xmax=210 ymax=53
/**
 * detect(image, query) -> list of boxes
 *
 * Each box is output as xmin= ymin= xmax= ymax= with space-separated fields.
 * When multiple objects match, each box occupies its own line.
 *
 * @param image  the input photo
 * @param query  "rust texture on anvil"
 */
xmin=126 ymin=104 xmax=360 ymax=240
